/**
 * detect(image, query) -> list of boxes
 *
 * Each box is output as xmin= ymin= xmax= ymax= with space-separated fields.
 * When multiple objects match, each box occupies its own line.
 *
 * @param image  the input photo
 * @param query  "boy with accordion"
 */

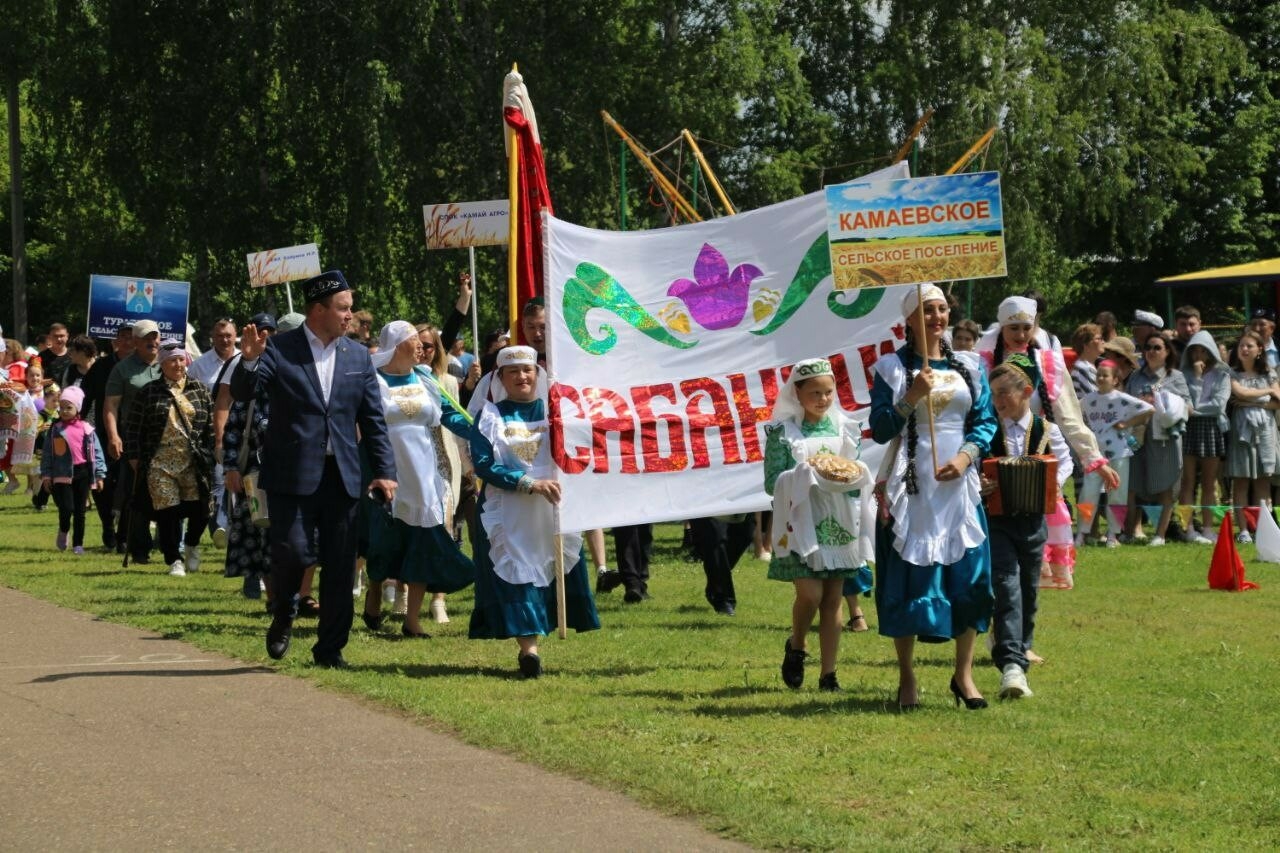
xmin=980 ymin=354 xmax=1072 ymax=700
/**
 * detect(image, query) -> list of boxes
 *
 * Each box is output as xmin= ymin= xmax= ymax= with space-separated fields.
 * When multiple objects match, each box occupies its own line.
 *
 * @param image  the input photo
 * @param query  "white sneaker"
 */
xmin=430 ymin=599 xmax=450 ymax=624
xmin=211 ymin=527 xmax=228 ymax=549
xmin=184 ymin=545 xmax=201 ymax=573
xmin=393 ymin=586 xmax=407 ymax=615
xmin=1189 ymin=533 xmax=1212 ymax=545
xmin=382 ymin=582 xmax=397 ymax=605
xmin=1236 ymin=531 xmax=1253 ymax=544
xmin=1205 ymin=532 xmax=1218 ymax=544
xmin=1105 ymin=536 xmax=1120 ymax=549
xmin=1148 ymin=536 xmax=1165 ymax=547
xmin=168 ymin=559 xmax=187 ymax=577
xmin=999 ymin=664 xmax=1033 ymax=699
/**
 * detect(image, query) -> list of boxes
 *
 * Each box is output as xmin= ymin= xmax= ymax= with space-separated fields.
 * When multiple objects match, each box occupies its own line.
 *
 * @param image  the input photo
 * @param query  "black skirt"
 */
xmin=1183 ymin=415 xmax=1226 ymax=459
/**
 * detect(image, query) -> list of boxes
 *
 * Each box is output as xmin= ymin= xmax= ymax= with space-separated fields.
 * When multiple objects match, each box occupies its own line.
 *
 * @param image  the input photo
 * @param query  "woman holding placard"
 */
xmin=869 ymin=284 xmax=997 ymax=710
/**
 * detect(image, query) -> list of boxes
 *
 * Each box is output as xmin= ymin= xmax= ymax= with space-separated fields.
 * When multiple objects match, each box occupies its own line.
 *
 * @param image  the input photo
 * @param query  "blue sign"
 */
xmin=87 ymin=275 xmax=191 ymax=342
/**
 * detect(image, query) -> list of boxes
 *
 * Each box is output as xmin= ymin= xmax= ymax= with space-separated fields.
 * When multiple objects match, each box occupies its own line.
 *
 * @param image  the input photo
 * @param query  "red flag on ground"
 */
xmin=503 ymin=69 xmax=553 ymax=340
xmin=1208 ymin=515 xmax=1260 ymax=591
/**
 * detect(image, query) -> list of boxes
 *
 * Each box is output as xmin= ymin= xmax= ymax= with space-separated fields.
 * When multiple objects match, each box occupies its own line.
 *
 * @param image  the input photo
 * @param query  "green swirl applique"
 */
xmin=562 ymin=262 xmax=697 ymax=355
xmin=752 ymin=233 xmax=884 ymax=335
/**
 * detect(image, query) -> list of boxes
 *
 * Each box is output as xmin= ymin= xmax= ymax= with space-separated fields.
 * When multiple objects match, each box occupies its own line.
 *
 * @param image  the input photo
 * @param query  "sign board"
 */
xmin=826 ymin=171 xmax=1005 ymax=290
xmin=423 ymin=200 xmax=510 ymax=250
xmin=86 ymin=275 xmax=190 ymax=342
xmin=246 ymin=243 xmax=322 ymax=287
xmin=542 ymin=163 xmax=914 ymax=532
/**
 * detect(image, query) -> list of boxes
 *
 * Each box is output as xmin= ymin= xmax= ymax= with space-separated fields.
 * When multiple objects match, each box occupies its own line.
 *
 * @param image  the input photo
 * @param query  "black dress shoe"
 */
xmin=714 ymin=603 xmax=736 ymax=616
xmin=361 ymin=610 xmax=383 ymax=632
xmin=265 ymin=615 xmax=293 ymax=660
xmin=401 ymin=625 xmax=431 ymax=638
xmin=818 ymin=672 xmax=840 ymax=692
xmin=595 ymin=570 xmax=624 ymax=594
xmin=623 ymin=589 xmax=651 ymax=604
xmin=313 ymin=654 xmax=350 ymax=669
xmin=517 ymin=652 xmax=542 ymax=678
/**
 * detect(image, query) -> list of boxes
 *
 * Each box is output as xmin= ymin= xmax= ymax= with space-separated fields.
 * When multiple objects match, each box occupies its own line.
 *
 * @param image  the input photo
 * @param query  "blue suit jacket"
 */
xmin=229 ymin=328 xmax=395 ymax=499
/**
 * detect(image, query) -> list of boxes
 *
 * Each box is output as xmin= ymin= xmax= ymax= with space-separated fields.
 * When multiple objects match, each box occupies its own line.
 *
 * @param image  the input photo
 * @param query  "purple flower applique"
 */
xmin=667 ymin=243 xmax=763 ymax=331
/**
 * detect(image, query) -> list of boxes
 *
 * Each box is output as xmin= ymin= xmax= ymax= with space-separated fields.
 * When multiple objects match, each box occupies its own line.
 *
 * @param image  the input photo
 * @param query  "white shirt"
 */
xmin=1000 ymin=411 xmax=1073 ymax=487
xmin=187 ymin=348 xmax=233 ymax=391
xmin=302 ymin=323 xmax=339 ymax=406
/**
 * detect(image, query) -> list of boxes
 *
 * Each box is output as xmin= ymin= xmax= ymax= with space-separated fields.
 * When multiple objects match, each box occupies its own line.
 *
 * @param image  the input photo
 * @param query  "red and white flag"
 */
xmin=503 ymin=69 xmax=554 ymax=332
xmin=504 ymin=69 xmax=555 ymax=330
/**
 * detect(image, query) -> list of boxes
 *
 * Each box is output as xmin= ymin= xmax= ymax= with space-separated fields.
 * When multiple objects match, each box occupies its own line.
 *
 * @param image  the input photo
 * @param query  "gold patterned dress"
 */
xmin=147 ymin=377 xmax=202 ymax=511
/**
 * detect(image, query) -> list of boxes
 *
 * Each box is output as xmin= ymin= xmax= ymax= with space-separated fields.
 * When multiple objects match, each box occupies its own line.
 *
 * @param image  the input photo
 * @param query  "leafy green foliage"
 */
xmin=1 ymin=0 xmax=1277 ymax=340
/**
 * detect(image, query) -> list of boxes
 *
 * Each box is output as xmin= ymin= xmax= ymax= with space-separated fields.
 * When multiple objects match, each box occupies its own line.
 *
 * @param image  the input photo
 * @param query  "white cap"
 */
xmin=1133 ymin=310 xmax=1163 ymax=329
xmin=900 ymin=284 xmax=946 ymax=318
xmin=997 ymin=296 xmax=1038 ymax=326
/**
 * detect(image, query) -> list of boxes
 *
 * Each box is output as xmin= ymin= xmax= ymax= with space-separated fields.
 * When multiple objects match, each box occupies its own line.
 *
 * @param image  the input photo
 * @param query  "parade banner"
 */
xmin=423 ymin=200 xmax=510 ymax=249
xmin=246 ymin=243 xmax=321 ymax=287
xmin=544 ymin=163 xmax=913 ymax=533
xmin=826 ymin=171 xmax=1005 ymax=290
xmin=86 ymin=275 xmax=190 ymax=342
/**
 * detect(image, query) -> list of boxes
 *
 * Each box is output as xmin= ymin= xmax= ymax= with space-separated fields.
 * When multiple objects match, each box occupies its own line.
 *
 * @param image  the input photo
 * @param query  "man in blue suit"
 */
xmin=231 ymin=270 xmax=397 ymax=667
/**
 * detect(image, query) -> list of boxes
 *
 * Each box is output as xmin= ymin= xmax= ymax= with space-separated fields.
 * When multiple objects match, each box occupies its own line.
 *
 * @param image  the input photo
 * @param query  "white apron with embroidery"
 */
xmin=875 ymin=351 xmax=987 ymax=566
xmin=770 ymin=412 xmax=873 ymax=571
xmin=478 ymin=403 xmax=583 ymax=587
xmin=378 ymin=373 xmax=447 ymax=529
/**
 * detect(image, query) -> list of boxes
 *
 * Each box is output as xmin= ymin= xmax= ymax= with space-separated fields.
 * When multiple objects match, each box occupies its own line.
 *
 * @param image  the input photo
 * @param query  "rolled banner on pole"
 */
xmin=507 ymin=123 xmax=520 ymax=340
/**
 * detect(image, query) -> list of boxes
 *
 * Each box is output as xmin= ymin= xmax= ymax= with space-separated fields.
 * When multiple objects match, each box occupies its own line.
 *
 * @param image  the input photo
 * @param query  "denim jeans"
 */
xmin=988 ymin=514 xmax=1047 ymax=672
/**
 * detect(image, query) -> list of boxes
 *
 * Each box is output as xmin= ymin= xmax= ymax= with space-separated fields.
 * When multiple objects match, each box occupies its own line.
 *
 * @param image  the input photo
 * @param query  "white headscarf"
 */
xmin=488 ymin=345 xmax=548 ymax=404
xmin=371 ymin=321 xmax=419 ymax=370
xmin=997 ymin=296 xmax=1037 ymax=326
xmin=900 ymin=283 xmax=945 ymax=318
xmin=771 ymin=357 xmax=834 ymax=426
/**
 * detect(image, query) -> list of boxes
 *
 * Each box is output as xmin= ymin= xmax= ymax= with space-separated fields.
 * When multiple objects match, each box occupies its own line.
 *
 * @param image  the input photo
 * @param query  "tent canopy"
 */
xmin=1155 ymin=258 xmax=1280 ymax=287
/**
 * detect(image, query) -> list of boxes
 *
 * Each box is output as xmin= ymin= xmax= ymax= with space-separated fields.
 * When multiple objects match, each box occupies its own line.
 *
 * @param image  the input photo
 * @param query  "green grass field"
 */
xmin=2 ymin=492 xmax=1278 ymax=850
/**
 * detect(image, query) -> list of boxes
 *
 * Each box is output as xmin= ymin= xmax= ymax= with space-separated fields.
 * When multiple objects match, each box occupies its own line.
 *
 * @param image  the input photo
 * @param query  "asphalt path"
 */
xmin=0 ymin=586 xmax=748 ymax=851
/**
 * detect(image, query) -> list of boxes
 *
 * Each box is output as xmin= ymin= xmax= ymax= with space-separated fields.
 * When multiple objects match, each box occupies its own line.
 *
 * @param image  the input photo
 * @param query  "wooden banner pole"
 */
xmin=916 ymin=281 xmax=940 ymax=476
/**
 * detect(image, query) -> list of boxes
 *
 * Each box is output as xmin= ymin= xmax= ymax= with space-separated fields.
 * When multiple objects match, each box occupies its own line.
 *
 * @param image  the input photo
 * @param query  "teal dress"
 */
xmin=363 ymin=369 xmax=474 ymax=592
xmin=763 ymin=414 xmax=873 ymax=595
xmin=869 ymin=348 xmax=997 ymax=643
xmin=467 ymin=398 xmax=600 ymax=640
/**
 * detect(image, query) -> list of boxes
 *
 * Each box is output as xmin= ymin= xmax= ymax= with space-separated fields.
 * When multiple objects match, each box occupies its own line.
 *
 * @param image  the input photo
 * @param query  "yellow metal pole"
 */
xmin=681 ymin=130 xmax=735 ymax=216
xmin=601 ymin=111 xmax=702 ymax=223
xmin=945 ymin=127 xmax=997 ymax=175
xmin=507 ymin=63 xmax=520 ymax=339
xmin=892 ymin=109 xmax=935 ymax=165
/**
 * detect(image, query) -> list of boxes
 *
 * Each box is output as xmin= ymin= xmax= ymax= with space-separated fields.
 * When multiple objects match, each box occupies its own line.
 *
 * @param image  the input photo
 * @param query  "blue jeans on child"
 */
xmin=988 ymin=514 xmax=1047 ymax=672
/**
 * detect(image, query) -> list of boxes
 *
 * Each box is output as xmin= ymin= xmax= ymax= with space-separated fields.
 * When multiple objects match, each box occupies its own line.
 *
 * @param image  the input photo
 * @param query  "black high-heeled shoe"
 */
xmin=896 ymin=684 xmax=919 ymax=713
xmin=401 ymin=625 xmax=431 ymax=639
xmin=361 ymin=610 xmax=383 ymax=632
xmin=949 ymin=676 xmax=988 ymax=710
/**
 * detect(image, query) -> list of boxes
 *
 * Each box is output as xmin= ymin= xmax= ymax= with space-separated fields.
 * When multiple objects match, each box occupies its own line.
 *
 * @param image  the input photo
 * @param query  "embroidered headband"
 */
xmin=496 ymin=345 xmax=537 ymax=369
xmin=793 ymin=358 xmax=833 ymax=379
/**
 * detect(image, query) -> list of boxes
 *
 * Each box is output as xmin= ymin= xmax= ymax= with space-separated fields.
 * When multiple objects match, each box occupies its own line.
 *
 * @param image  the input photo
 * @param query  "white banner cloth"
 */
xmin=545 ymin=164 xmax=914 ymax=532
